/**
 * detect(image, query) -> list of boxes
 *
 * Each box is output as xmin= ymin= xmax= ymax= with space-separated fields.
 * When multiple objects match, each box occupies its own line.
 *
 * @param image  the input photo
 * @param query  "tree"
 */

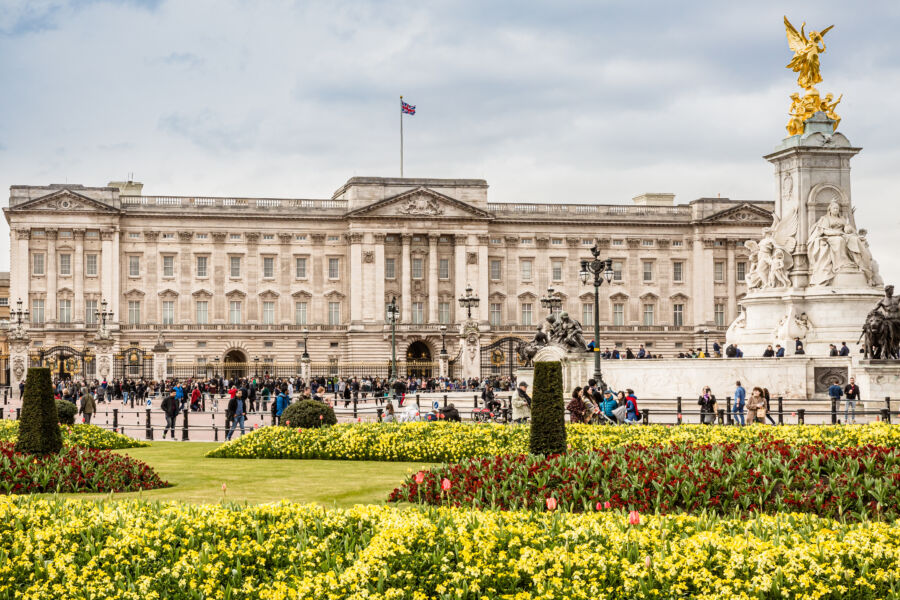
xmin=15 ymin=368 xmax=63 ymax=455
xmin=529 ymin=361 xmax=567 ymax=456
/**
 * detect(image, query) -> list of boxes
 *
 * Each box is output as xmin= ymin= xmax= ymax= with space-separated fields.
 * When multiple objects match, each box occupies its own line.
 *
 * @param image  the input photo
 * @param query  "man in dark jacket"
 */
xmin=843 ymin=376 xmax=860 ymax=424
xmin=226 ymin=390 xmax=246 ymax=441
xmin=161 ymin=390 xmax=179 ymax=439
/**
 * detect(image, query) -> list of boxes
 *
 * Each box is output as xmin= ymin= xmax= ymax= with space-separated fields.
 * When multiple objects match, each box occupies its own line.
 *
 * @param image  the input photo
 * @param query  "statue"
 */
xmin=808 ymin=201 xmax=875 ymax=286
xmin=820 ymin=93 xmax=842 ymax=129
xmin=862 ymin=285 xmax=900 ymax=359
xmin=556 ymin=312 xmax=588 ymax=351
xmin=517 ymin=311 xmax=588 ymax=366
xmin=745 ymin=208 xmax=796 ymax=290
xmin=784 ymin=17 xmax=833 ymax=90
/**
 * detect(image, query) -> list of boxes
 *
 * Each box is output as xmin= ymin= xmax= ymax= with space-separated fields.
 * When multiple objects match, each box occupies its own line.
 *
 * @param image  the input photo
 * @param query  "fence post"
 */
xmin=886 ymin=397 xmax=892 ymax=424
xmin=352 ymin=397 xmax=358 ymax=419
xmin=881 ymin=408 xmax=890 ymax=423
xmin=112 ymin=408 xmax=118 ymax=433
xmin=831 ymin=397 xmax=837 ymax=424
xmin=16 ymin=408 xmax=21 ymax=420
xmin=145 ymin=408 xmax=153 ymax=440
xmin=443 ymin=394 xmax=448 ymax=408
xmin=725 ymin=396 xmax=732 ymax=425
xmin=181 ymin=409 xmax=189 ymax=441
xmin=676 ymin=396 xmax=682 ymax=425
xmin=474 ymin=394 xmax=479 ymax=409
xmin=798 ymin=408 xmax=805 ymax=425
xmin=778 ymin=396 xmax=784 ymax=425
xmin=642 ymin=408 xmax=649 ymax=425
xmin=130 ymin=395 xmax=135 ymax=409
xmin=717 ymin=409 xmax=724 ymax=425
xmin=271 ymin=410 xmax=276 ymax=426
xmin=213 ymin=425 xmax=218 ymax=441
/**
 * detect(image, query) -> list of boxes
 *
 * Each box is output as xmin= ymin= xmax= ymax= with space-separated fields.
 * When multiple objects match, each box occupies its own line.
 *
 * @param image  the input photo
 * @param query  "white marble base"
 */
xmin=856 ymin=360 xmax=900 ymax=406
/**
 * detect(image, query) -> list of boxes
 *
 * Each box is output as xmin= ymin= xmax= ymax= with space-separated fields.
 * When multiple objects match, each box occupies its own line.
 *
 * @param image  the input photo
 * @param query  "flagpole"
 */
xmin=400 ymin=95 xmax=404 ymax=178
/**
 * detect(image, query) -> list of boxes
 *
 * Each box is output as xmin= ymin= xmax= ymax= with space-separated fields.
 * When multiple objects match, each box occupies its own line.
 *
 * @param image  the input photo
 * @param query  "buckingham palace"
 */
xmin=3 ymin=176 xmax=773 ymax=380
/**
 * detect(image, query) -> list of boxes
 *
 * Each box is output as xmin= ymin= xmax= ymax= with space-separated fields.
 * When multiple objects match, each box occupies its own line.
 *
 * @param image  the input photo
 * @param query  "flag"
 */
xmin=401 ymin=100 xmax=416 ymax=115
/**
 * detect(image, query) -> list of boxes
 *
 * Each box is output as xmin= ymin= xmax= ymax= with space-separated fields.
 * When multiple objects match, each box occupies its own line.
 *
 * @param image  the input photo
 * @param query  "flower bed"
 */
xmin=1 ymin=498 xmax=899 ymax=599
xmin=0 ymin=421 xmax=147 ymax=450
xmin=0 ymin=442 xmax=168 ymax=494
xmin=389 ymin=441 xmax=900 ymax=520
xmin=207 ymin=421 xmax=900 ymax=462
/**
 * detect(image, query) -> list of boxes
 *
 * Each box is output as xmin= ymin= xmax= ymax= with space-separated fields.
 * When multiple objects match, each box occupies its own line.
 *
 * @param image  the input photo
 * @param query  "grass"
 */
xmin=58 ymin=442 xmax=428 ymax=506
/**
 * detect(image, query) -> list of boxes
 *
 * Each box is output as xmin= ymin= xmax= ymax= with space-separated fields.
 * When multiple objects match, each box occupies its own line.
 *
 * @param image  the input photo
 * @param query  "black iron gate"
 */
xmin=114 ymin=347 xmax=154 ymax=380
xmin=480 ymin=337 xmax=525 ymax=381
xmin=37 ymin=345 xmax=95 ymax=381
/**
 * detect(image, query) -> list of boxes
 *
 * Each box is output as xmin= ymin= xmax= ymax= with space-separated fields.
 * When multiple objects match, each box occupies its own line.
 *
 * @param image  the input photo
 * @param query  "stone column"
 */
xmin=46 ymin=228 xmax=58 ymax=323
xmin=143 ymin=231 xmax=159 ymax=324
xmin=626 ymin=238 xmax=641 ymax=324
xmin=348 ymin=233 xmax=364 ymax=324
xmin=100 ymin=229 xmax=116 ymax=322
xmin=726 ymin=239 xmax=737 ymax=322
xmin=111 ymin=227 xmax=121 ymax=323
xmin=401 ymin=234 xmax=412 ymax=323
xmin=246 ymin=232 xmax=259 ymax=323
xmin=152 ymin=341 xmax=169 ymax=382
xmin=73 ymin=229 xmax=85 ymax=324
xmin=454 ymin=234 xmax=468 ymax=323
xmin=178 ymin=231 xmax=194 ymax=323
xmin=13 ymin=229 xmax=30 ymax=310
xmin=477 ymin=235 xmax=490 ymax=322
xmin=505 ymin=236 xmax=519 ymax=325
xmin=438 ymin=351 xmax=449 ymax=378
xmin=211 ymin=232 xmax=227 ymax=323
xmin=310 ymin=233 xmax=326 ymax=323
xmin=427 ymin=234 xmax=439 ymax=323
xmin=278 ymin=233 xmax=293 ymax=324
xmin=374 ymin=233 xmax=386 ymax=323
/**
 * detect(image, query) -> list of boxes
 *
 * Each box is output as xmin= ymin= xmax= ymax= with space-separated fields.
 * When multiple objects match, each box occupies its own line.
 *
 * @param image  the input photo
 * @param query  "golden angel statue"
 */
xmin=784 ymin=17 xmax=833 ymax=90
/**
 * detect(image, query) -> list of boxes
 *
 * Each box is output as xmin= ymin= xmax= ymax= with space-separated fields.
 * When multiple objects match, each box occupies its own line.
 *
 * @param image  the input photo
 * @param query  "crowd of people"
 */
xmin=560 ymin=380 xmax=642 ymax=425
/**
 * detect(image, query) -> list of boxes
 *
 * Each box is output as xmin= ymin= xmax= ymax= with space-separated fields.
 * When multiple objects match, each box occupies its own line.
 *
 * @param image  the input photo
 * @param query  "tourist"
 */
xmin=226 ymin=390 xmax=247 ymax=441
xmin=795 ymin=337 xmax=806 ymax=355
xmin=600 ymin=389 xmax=619 ymax=424
xmin=733 ymin=381 xmax=746 ymax=426
xmin=725 ymin=343 xmax=737 ymax=358
xmin=624 ymin=389 xmax=641 ymax=424
xmin=763 ymin=388 xmax=777 ymax=425
xmin=844 ymin=377 xmax=860 ymax=424
xmin=275 ymin=385 xmax=291 ymax=422
xmin=513 ymin=382 xmax=531 ymax=424
xmin=161 ymin=390 xmax=179 ymax=439
xmin=829 ymin=344 xmax=839 ymax=356
xmin=79 ymin=386 xmax=96 ymax=425
xmin=775 ymin=344 xmax=785 ymax=357
xmin=440 ymin=403 xmax=461 ymax=422
xmin=698 ymin=386 xmax=716 ymax=425
xmin=712 ymin=340 xmax=721 ymax=357
xmin=566 ymin=386 xmax=587 ymax=423
xmin=746 ymin=387 xmax=766 ymax=424
xmin=828 ymin=378 xmax=844 ymax=417
xmin=383 ymin=401 xmax=396 ymax=423
xmin=839 ymin=342 xmax=850 ymax=356
xmin=763 ymin=345 xmax=775 ymax=358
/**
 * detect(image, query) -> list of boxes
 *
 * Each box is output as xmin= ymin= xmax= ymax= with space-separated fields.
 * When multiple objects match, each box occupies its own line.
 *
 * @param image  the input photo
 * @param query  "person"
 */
xmin=844 ymin=376 xmax=860 ymax=424
xmin=712 ymin=340 xmax=721 ymax=357
xmin=829 ymin=344 xmax=839 ymax=357
xmin=600 ymin=389 xmax=619 ymax=423
xmin=733 ymin=381 xmax=746 ymax=426
xmin=275 ymin=385 xmax=291 ymax=422
xmin=513 ymin=382 xmax=532 ymax=424
xmin=383 ymin=401 xmax=396 ymax=423
xmin=226 ymin=390 xmax=246 ymax=441
xmin=566 ymin=386 xmax=587 ymax=424
xmin=638 ymin=344 xmax=646 ymax=359
xmin=725 ymin=344 xmax=737 ymax=358
xmin=19 ymin=380 xmax=25 ymax=400
xmin=795 ymin=337 xmax=805 ymax=355
xmin=746 ymin=387 xmax=766 ymax=424
xmin=763 ymin=388 xmax=777 ymax=425
xmin=79 ymin=386 xmax=96 ymax=425
xmin=439 ymin=403 xmax=461 ymax=422
xmin=624 ymin=389 xmax=641 ymax=424
xmin=839 ymin=342 xmax=850 ymax=356
xmin=763 ymin=345 xmax=775 ymax=358
xmin=698 ymin=386 xmax=716 ymax=425
xmin=482 ymin=385 xmax=501 ymax=413
xmin=161 ymin=390 xmax=179 ymax=439
xmin=828 ymin=378 xmax=844 ymax=417
xmin=775 ymin=344 xmax=785 ymax=357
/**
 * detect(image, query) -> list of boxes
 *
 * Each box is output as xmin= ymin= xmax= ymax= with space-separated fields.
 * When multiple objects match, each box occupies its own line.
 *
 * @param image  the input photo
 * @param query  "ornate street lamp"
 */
xmin=302 ymin=328 xmax=310 ymax=360
xmin=580 ymin=245 xmax=615 ymax=388
xmin=213 ymin=357 xmax=220 ymax=377
xmin=386 ymin=296 xmax=401 ymax=381
xmin=540 ymin=286 xmax=562 ymax=315
xmin=253 ymin=355 xmax=260 ymax=377
xmin=458 ymin=284 xmax=480 ymax=320
xmin=11 ymin=298 xmax=29 ymax=328
xmin=439 ymin=324 xmax=448 ymax=355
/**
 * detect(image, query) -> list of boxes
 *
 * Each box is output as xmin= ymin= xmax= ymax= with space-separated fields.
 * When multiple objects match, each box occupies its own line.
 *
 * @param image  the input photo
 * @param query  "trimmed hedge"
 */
xmin=529 ymin=361 xmax=566 ymax=456
xmin=55 ymin=399 xmax=76 ymax=426
xmin=15 ymin=368 xmax=62 ymax=455
xmin=280 ymin=399 xmax=337 ymax=429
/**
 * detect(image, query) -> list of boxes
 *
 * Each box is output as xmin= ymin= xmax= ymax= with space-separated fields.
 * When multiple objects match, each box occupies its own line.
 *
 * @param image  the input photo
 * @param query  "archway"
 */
xmin=406 ymin=341 xmax=433 ymax=378
xmin=223 ymin=349 xmax=247 ymax=381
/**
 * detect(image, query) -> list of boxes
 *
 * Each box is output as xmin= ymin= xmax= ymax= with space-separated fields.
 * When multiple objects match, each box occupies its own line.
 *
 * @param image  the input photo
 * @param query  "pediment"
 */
xmin=699 ymin=203 xmax=773 ymax=225
xmin=12 ymin=189 xmax=119 ymax=214
xmin=192 ymin=289 xmax=213 ymax=298
xmin=345 ymin=187 xmax=494 ymax=220
xmin=157 ymin=288 xmax=179 ymax=297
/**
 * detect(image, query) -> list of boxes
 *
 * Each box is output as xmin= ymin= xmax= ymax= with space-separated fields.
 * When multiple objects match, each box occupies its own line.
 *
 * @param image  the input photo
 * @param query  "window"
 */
xmin=230 ymin=234 xmax=241 ymax=240
xmin=129 ymin=232 xmax=141 ymax=239
xmin=328 ymin=301 xmax=341 ymax=325
xmin=162 ymin=255 xmax=174 ymax=277
xmin=196 ymin=256 xmax=208 ymax=278
xmin=229 ymin=301 xmax=242 ymax=324
xmin=552 ymin=238 xmax=563 ymax=246
xmin=737 ymin=261 xmax=747 ymax=282
xmin=263 ymin=234 xmax=274 ymax=241
xmin=85 ymin=231 xmax=98 ymax=239
xmin=552 ymin=260 xmax=563 ymax=282
xmin=612 ymin=260 xmax=623 ymax=282
xmin=642 ymin=240 xmax=654 ymax=247
xmin=196 ymin=233 xmax=207 ymax=240
xmin=439 ymin=302 xmax=450 ymax=324
xmin=439 ymin=258 xmax=450 ymax=280
xmin=295 ymin=301 xmax=307 ymax=325
xmin=673 ymin=303 xmax=684 ymax=326
xmin=714 ymin=261 xmax=725 ymax=282
xmin=85 ymin=254 xmax=98 ymax=276
xmin=33 ymin=253 xmax=45 ymax=276
xmin=128 ymin=301 xmax=141 ymax=325
xmin=412 ymin=302 xmax=424 ymax=324
xmin=643 ymin=304 xmax=655 ymax=326
xmin=32 ymin=300 xmax=45 ymax=324
xmin=582 ymin=239 xmax=593 ymax=246
xmin=196 ymin=301 xmax=208 ymax=324
xmin=295 ymin=257 xmax=307 ymax=278
xmin=262 ymin=301 xmax=275 ymax=324
xmin=673 ymin=261 xmax=684 ymax=283
xmin=490 ymin=259 xmax=502 ymax=280
xmin=230 ymin=256 xmax=241 ymax=278
xmin=521 ymin=303 xmax=533 ymax=326
xmin=162 ymin=233 xmax=175 ymax=240
xmin=582 ymin=303 xmax=594 ymax=327
xmin=672 ymin=240 xmax=684 ymax=247
xmin=715 ymin=303 xmax=725 ymax=326
xmin=295 ymin=234 xmax=306 ymax=241
xmin=491 ymin=238 xmax=501 ymax=244
xmin=490 ymin=303 xmax=502 ymax=326
xmin=613 ymin=303 xmax=624 ymax=326
xmin=328 ymin=258 xmax=340 ymax=279
xmin=412 ymin=258 xmax=423 ymax=279
xmin=85 ymin=300 xmax=97 ymax=325
xmin=327 ymin=235 xmax=339 ymax=242
xmin=385 ymin=258 xmax=396 ymax=279
xmin=642 ymin=261 xmax=653 ymax=282
xmin=521 ymin=238 xmax=533 ymax=245
xmin=128 ymin=256 xmax=140 ymax=277
xmin=612 ymin=239 xmax=624 ymax=246
xmin=0 ymin=298 xmax=6 ymax=307
xmin=162 ymin=301 xmax=175 ymax=325
xmin=59 ymin=254 xmax=71 ymax=276
xmin=263 ymin=257 xmax=275 ymax=278
xmin=521 ymin=260 xmax=533 ymax=280
xmin=58 ymin=299 xmax=72 ymax=323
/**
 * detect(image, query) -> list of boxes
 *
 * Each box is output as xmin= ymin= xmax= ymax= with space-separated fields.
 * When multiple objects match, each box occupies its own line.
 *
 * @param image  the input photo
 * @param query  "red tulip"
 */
xmin=414 ymin=472 xmax=425 ymax=484
xmin=546 ymin=497 xmax=557 ymax=511
xmin=441 ymin=478 xmax=451 ymax=491
xmin=604 ymin=501 xmax=611 ymax=509
xmin=628 ymin=510 xmax=641 ymax=525
xmin=596 ymin=502 xmax=603 ymax=511
xmin=285 ymin=420 xmax=291 ymax=426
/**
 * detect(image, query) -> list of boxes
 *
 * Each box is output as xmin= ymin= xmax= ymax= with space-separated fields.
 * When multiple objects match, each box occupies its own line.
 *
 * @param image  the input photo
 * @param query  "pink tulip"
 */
xmin=604 ymin=501 xmax=612 ymax=509
xmin=222 ymin=483 xmax=227 ymax=492
xmin=441 ymin=478 xmax=451 ymax=491
xmin=297 ymin=427 xmax=302 ymax=433
xmin=285 ymin=420 xmax=290 ymax=426
xmin=414 ymin=472 xmax=425 ymax=484
xmin=596 ymin=502 xmax=603 ymax=511
xmin=546 ymin=497 xmax=557 ymax=511
xmin=319 ymin=414 xmax=323 ymax=420
xmin=628 ymin=511 xmax=641 ymax=525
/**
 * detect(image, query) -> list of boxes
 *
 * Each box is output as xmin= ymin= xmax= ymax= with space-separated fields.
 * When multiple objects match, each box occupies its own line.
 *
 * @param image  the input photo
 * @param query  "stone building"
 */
xmin=4 ymin=176 xmax=772 ymax=380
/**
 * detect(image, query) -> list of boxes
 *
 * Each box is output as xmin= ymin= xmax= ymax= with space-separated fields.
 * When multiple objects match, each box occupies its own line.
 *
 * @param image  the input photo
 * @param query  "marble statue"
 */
xmin=808 ymin=201 xmax=876 ymax=286
xmin=745 ymin=208 xmax=796 ymax=290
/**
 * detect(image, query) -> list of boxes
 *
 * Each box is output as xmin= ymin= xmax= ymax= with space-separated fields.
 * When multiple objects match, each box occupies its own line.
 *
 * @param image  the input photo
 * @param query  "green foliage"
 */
xmin=55 ymin=400 xmax=76 ymax=426
xmin=529 ymin=361 xmax=567 ymax=456
xmin=14 ymin=368 xmax=63 ymax=455
xmin=280 ymin=399 xmax=337 ymax=429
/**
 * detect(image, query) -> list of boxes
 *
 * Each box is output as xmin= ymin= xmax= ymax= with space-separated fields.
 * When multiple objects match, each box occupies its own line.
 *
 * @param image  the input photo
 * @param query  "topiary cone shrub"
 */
xmin=280 ymin=399 xmax=337 ymax=429
xmin=529 ymin=361 xmax=567 ymax=456
xmin=15 ymin=368 xmax=63 ymax=455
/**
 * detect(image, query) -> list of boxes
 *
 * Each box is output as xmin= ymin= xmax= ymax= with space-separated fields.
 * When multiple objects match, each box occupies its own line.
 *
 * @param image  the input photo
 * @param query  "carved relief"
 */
xmin=12 ymin=357 xmax=25 ymax=382
xmin=397 ymin=195 xmax=444 ymax=216
xmin=245 ymin=232 xmax=260 ymax=244
xmin=536 ymin=237 xmax=549 ymax=249
xmin=656 ymin=239 xmax=671 ymax=249
xmin=310 ymin=233 xmax=327 ymax=243
xmin=14 ymin=228 xmax=31 ymax=240
xmin=179 ymin=231 xmax=194 ymax=242
xmin=467 ymin=252 xmax=478 ymax=265
xmin=278 ymin=233 xmax=293 ymax=244
xmin=373 ymin=233 xmax=387 ymax=243
xmin=212 ymin=232 xmax=227 ymax=242
xmin=98 ymin=356 xmax=111 ymax=378
xmin=143 ymin=231 xmax=160 ymax=241
xmin=347 ymin=232 xmax=364 ymax=244
xmin=566 ymin=237 xmax=581 ymax=247
xmin=363 ymin=251 xmax=375 ymax=263
xmin=626 ymin=238 xmax=641 ymax=248
xmin=45 ymin=228 xmax=58 ymax=240
xmin=781 ymin=174 xmax=793 ymax=201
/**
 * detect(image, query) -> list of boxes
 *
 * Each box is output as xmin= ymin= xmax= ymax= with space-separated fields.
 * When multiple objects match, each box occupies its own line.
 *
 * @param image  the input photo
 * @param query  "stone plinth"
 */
xmin=855 ymin=360 xmax=900 ymax=406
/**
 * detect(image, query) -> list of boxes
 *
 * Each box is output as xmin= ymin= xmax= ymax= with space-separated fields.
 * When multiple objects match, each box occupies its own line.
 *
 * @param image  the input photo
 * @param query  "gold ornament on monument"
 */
xmin=783 ymin=17 xmax=841 ymax=136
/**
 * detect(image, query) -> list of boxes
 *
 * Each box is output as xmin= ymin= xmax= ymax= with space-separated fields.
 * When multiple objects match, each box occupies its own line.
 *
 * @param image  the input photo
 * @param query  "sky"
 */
xmin=2 ymin=0 xmax=900 ymax=282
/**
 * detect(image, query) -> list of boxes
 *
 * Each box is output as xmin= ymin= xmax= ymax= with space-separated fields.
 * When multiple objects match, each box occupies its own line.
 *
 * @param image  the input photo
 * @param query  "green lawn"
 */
xmin=65 ymin=442 xmax=427 ymax=506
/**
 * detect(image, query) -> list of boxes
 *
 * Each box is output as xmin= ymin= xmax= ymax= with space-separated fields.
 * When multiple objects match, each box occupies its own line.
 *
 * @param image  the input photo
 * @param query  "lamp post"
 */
xmin=386 ymin=296 xmax=400 ymax=381
xmin=253 ymin=355 xmax=260 ymax=377
xmin=440 ymin=325 xmax=448 ymax=355
xmin=213 ymin=357 xmax=220 ymax=377
xmin=703 ymin=329 xmax=710 ymax=357
xmin=302 ymin=328 xmax=310 ymax=360
xmin=11 ymin=298 xmax=29 ymax=329
xmin=580 ymin=245 xmax=615 ymax=388
xmin=458 ymin=284 xmax=480 ymax=320
xmin=540 ymin=286 xmax=562 ymax=315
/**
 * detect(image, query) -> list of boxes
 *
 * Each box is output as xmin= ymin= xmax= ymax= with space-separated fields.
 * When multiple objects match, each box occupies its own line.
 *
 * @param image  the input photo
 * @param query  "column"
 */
xmin=477 ymin=235 xmax=490 ymax=322
xmin=179 ymin=232 xmax=194 ymax=323
xmin=46 ymin=228 xmax=58 ymax=323
xmin=211 ymin=232 xmax=227 ymax=323
xmin=279 ymin=233 xmax=293 ymax=324
xmin=348 ymin=233 xmax=363 ymax=323
xmin=401 ymin=234 xmax=412 ymax=323
xmin=101 ymin=229 xmax=115 ymax=320
xmin=12 ymin=229 xmax=30 ymax=310
xmin=427 ymin=234 xmax=439 ymax=323
xmin=246 ymin=232 xmax=259 ymax=323
xmin=73 ymin=229 xmax=85 ymax=324
xmin=374 ymin=234 xmax=386 ymax=323
xmin=310 ymin=233 xmax=326 ymax=323
xmin=726 ymin=239 xmax=737 ymax=322
xmin=505 ymin=236 xmax=518 ymax=325
xmin=454 ymin=234 xmax=467 ymax=323
xmin=144 ymin=231 xmax=160 ymax=324
xmin=111 ymin=228 xmax=121 ymax=323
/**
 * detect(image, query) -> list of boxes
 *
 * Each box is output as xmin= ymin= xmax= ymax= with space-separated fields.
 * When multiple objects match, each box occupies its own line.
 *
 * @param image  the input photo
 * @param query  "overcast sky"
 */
xmin=2 ymin=0 xmax=900 ymax=282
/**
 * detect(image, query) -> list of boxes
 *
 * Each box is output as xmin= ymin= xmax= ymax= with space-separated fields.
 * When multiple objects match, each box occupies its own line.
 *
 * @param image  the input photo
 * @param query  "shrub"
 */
xmin=280 ymin=399 xmax=337 ymax=429
xmin=529 ymin=361 xmax=566 ymax=456
xmin=15 ymin=368 xmax=62 ymax=455
xmin=55 ymin=399 xmax=76 ymax=426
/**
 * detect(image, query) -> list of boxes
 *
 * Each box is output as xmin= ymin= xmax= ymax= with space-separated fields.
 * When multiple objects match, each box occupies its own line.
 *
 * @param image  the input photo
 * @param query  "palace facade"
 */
xmin=4 ymin=177 xmax=773 ymax=379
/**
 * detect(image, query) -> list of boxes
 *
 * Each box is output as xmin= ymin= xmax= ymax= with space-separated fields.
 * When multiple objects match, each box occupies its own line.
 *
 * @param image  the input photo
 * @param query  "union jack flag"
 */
xmin=401 ymin=100 xmax=416 ymax=115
